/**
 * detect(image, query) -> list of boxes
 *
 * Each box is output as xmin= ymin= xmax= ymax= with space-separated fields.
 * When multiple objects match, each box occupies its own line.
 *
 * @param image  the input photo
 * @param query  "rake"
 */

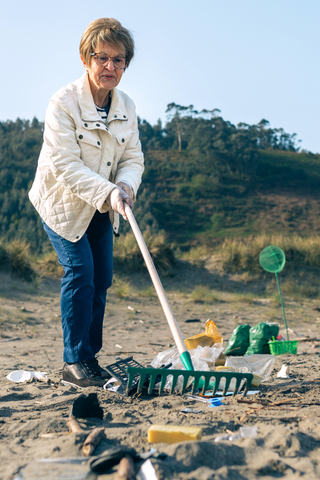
xmin=123 ymin=204 xmax=253 ymax=396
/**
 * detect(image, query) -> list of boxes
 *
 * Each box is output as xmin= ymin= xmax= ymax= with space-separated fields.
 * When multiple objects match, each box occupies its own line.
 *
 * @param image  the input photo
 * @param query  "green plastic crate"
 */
xmin=268 ymin=340 xmax=298 ymax=356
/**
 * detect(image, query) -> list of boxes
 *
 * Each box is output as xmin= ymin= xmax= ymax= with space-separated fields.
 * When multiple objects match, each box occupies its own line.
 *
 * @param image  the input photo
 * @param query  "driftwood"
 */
xmin=67 ymin=415 xmax=106 ymax=456
xmin=114 ymin=455 xmax=136 ymax=480
xmin=82 ymin=427 xmax=106 ymax=456
xmin=238 ymin=398 xmax=300 ymax=423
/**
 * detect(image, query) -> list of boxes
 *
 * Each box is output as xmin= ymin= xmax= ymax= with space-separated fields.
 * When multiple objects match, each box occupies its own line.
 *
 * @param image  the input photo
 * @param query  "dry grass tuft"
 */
xmin=218 ymin=234 xmax=320 ymax=274
xmin=0 ymin=240 xmax=35 ymax=282
xmin=191 ymin=285 xmax=222 ymax=304
xmin=114 ymin=230 xmax=175 ymax=273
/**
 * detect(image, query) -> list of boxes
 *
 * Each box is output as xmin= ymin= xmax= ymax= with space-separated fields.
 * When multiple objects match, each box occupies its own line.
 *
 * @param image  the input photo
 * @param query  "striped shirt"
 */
xmin=95 ymin=102 xmax=111 ymax=123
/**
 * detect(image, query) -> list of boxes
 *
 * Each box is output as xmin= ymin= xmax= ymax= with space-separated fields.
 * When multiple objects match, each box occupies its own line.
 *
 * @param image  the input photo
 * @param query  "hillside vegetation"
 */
xmin=0 ymin=105 xmax=319 ymax=254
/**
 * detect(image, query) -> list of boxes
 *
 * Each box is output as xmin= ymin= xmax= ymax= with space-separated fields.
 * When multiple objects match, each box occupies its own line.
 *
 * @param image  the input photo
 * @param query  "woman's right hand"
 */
xmin=106 ymin=187 xmax=133 ymax=221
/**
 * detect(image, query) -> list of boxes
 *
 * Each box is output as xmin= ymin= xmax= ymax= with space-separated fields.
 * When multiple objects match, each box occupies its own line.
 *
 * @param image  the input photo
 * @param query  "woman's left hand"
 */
xmin=116 ymin=181 xmax=133 ymax=200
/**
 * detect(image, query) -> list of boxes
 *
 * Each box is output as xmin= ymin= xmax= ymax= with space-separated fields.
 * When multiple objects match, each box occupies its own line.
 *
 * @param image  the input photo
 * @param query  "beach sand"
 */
xmin=1 ymin=265 xmax=320 ymax=480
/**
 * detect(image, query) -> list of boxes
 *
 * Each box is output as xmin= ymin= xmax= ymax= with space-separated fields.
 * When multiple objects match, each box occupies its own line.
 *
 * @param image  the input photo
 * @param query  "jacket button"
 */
xmin=121 ymin=138 xmax=125 ymax=143
xmin=123 ymin=115 xmax=126 ymax=118
xmin=96 ymin=123 xmax=100 ymax=127
xmin=97 ymin=141 xmax=100 ymax=145
xmin=79 ymin=135 xmax=83 ymax=139
xmin=114 ymin=115 xmax=117 ymax=118
xmin=107 ymin=161 xmax=111 ymax=166
xmin=84 ymin=123 xmax=88 ymax=127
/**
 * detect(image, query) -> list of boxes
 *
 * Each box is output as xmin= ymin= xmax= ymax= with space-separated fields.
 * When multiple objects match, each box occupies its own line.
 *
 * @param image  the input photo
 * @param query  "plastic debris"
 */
xmin=225 ymin=354 xmax=276 ymax=382
xmin=7 ymin=370 xmax=47 ymax=383
xmin=277 ymin=364 xmax=290 ymax=378
xmin=151 ymin=343 xmax=224 ymax=391
xmin=127 ymin=306 xmax=134 ymax=311
xmin=215 ymin=427 xmax=257 ymax=442
xmin=103 ymin=377 xmax=119 ymax=392
xmin=136 ymin=459 xmax=158 ymax=480
xmin=184 ymin=319 xmax=223 ymax=349
xmin=181 ymin=408 xmax=203 ymax=413
xmin=208 ymin=398 xmax=225 ymax=408
xmin=240 ymin=426 xmax=258 ymax=438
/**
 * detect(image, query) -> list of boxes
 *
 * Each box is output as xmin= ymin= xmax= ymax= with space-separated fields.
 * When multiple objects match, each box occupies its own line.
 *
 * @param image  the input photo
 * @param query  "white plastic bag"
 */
xmin=6 ymin=370 xmax=47 ymax=383
xmin=225 ymin=354 xmax=275 ymax=382
xmin=150 ymin=343 xmax=224 ymax=390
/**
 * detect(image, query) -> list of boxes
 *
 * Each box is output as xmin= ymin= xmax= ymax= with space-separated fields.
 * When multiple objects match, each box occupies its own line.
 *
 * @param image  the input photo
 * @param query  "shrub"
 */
xmin=218 ymin=234 xmax=320 ymax=274
xmin=0 ymin=239 xmax=35 ymax=281
xmin=114 ymin=229 xmax=175 ymax=273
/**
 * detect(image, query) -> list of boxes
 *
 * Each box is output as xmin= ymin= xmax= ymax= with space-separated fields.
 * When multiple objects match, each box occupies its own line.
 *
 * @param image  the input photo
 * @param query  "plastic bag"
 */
xmin=246 ymin=322 xmax=279 ymax=355
xmin=150 ymin=343 xmax=224 ymax=390
xmin=224 ymin=325 xmax=250 ymax=356
xmin=184 ymin=320 xmax=223 ymax=349
xmin=225 ymin=354 xmax=276 ymax=382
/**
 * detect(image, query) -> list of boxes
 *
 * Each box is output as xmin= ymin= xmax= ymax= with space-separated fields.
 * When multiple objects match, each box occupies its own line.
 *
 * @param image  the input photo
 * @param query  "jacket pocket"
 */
xmin=76 ymin=128 xmax=102 ymax=170
xmin=114 ymin=129 xmax=132 ymax=160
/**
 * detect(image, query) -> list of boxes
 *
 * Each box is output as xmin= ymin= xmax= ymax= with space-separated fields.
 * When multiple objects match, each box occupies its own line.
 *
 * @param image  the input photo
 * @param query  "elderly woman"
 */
xmin=29 ymin=18 xmax=144 ymax=388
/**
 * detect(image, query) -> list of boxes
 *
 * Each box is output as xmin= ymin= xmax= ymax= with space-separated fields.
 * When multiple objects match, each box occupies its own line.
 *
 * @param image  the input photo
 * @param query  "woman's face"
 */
xmin=82 ymin=42 xmax=126 ymax=93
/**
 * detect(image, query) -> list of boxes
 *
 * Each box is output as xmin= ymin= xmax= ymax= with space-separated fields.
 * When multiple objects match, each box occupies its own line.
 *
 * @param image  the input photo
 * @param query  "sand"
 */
xmin=1 ymin=265 xmax=320 ymax=480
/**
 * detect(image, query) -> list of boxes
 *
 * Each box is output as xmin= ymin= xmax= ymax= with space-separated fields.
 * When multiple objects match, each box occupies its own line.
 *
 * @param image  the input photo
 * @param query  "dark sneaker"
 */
xmin=62 ymin=358 xmax=106 ymax=388
xmin=92 ymin=357 xmax=112 ymax=380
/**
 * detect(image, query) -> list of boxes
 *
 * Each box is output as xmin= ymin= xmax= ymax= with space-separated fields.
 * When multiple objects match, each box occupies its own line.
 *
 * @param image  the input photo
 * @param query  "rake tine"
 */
xmin=223 ymin=376 xmax=232 ymax=396
xmin=148 ymin=373 xmax=158 ymax=395
xmin=126 ymin=371 xmax=134 ymax=396
xmin=159 ymin=373 xmax=168 ymax=395
xmin=233 ymin=377 xmax=242 ymax=396
xmin=243 ymin=380 xmax=248 ymax=397
xmin=170 ymin=373 xmax=178 ymax=394
xmin=137 ymin=372 xmax=146 ymax=395
xmin=201 ymin=375 xmax=211 ymax=396
xmin=181 ymin=373 xmax=190 ymax=395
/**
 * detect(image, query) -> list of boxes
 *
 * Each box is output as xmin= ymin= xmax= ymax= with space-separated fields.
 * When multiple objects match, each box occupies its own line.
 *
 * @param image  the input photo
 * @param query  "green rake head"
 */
xmin=126 ymin=366 xmax=253 ymax=397
xmin=259 ymin=246 xmax=286 ymax=273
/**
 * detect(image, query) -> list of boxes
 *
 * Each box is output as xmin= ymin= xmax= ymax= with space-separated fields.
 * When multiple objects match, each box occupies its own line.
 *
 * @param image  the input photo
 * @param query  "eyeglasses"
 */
xmin=90 ymin=52 xmax=127 ymax=69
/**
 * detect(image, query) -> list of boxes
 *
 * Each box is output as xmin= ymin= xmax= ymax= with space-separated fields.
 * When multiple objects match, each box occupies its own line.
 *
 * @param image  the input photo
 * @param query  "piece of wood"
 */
xmin=68 ymin=415 xmax=83 ymax=434
xmin=82 ymin=427 xmax=106 ymax=456
xmin=114 ymin=455 xmax=136 ymax=480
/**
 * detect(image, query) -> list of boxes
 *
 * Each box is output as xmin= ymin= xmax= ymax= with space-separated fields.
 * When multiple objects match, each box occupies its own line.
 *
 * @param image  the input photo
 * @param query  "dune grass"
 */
xmin=218 ymin=234 xmax=320 ymax=274
xmin=0 ymin=240 xmax=35 ymax=282
xmin=113 ymin=229 xmax=175 ymax=273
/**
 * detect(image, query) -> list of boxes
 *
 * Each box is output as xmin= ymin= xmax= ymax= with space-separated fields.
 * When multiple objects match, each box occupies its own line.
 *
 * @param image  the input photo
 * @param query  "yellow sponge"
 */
xmin=148 ymin=425 xmax=202 ymax=444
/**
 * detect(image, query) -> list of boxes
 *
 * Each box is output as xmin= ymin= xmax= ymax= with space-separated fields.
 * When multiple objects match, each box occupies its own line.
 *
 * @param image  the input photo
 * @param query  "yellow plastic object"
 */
xmin=148 ymin=425 xmax=202 ymax=444
xmin=216 ymin=366 xmax=262 ymax=387
xmin=185 ymin=320 xmax=223 ymax=350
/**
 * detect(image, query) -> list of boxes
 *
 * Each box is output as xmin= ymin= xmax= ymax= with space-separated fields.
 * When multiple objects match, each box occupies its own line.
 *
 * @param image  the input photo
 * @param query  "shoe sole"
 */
xmin=61 ymin=380 xmax=85 ymax=389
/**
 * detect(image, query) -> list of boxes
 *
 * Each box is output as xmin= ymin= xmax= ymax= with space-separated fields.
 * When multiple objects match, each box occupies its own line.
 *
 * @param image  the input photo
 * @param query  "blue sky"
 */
xmin=1 ymin=0 xmax=319 ymax=152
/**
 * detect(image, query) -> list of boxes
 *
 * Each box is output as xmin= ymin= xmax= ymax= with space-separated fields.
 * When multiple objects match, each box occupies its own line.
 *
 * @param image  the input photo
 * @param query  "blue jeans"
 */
xmin=42 ymin=211 xmax=113 ymax=363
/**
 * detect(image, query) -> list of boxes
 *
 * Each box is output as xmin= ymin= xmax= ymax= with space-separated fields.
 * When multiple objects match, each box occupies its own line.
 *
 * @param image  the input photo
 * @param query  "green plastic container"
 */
xmin=268 ymin=340 xmax=298 ymax=356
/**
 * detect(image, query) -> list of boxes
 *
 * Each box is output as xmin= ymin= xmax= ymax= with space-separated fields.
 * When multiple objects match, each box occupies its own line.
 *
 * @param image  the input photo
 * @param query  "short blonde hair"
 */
xmin=80 ymin=18 xmax=134 ymax=67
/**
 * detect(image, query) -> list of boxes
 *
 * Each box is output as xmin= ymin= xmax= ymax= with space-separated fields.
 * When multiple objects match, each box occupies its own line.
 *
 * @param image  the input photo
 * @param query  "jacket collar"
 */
xmin=76 ymin=73 xmax=128 ymax=123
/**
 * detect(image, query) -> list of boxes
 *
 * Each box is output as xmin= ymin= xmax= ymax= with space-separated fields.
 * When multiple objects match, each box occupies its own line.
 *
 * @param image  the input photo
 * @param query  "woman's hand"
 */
xmin=116 ymin=181 xmax=133 ymax=199
xmin=106 ymin=187 xmax=133 ymax=221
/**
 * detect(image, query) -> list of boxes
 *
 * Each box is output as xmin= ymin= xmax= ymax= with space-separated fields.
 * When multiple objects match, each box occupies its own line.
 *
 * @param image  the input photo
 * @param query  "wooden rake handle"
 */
xmin=124 ymin=203 xmax=187 ymax=356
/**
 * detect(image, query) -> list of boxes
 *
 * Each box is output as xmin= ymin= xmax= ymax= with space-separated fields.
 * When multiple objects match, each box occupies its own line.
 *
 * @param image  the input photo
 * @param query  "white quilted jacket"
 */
xmin=29 ymin=73 xmax=144 ymax=242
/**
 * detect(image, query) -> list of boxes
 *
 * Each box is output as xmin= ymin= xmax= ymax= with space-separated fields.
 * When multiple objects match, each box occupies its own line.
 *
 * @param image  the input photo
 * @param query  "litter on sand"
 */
xmin=7 ymin=370 xmax=48 ymax=383
xmin=208 ymin=398 xmax=225 ymax=408
xmin=215 ymin=426 xmax=258 ymax=443
xmin=180 ymin=408 xmax=203 ymax=413
xmin=277 ymin=364 xmax=290 ymax=378
xmin=136 ymin=459 xmax=159 ymax=480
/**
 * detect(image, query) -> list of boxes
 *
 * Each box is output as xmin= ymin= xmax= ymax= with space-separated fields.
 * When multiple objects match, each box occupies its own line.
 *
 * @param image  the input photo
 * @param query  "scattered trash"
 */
xmin=215 ymin=426 xmax=258 ymax=443
xmin=127 ymin=306 xmax=134 ymax=311
xmin=277 ymin=364 xmax=290 ymax=378
xmin=225 ymin=354 xmax=276 ymax=383
xmin=15 ymin=458 xmax=90 ymax=480
xmin=115 ymin=344 xmax=123 ymax=349
xmin=246 ymin=322 xmax=279 ymax=355
xmin=186 ymin=395 xmax=211 ymax=403
xmin=240 ymin=426 xmax=258 ymax=438
xmin=224 ymin=325 xmax=251 ymax=356
xmin=89 ymin=446 xmax=138 ymax=473
xmin=208 ymin=398 xmax=225 ymax=408
xmin=114 ymin=455 xmax=135 ymax=480
xmin=70 ymin=393 xmax=103 ymax=419
xmin=67 ymin=414 xmax=106 ymax=456
xmin=184 ymin=319 xmax=223 ymax=349
xmin=137 ymin=459 xmax=158 ymax=480
xmin=139 ymin=320 xmax=144 ymax=324
xmin=103 ymin=377 xmax=120 ymax=393
xmin=0 ymin=336 xmax=20 ymax=342
xmin=148 ymin=425 xmax=202 ymax=444
xmin=181 ymin=408 xmax=203 ymax=413
xmin=151 ymin=343 xmax=224 ymax=390
xmin=7 ymin=370 xmax=48 ymax=383
xmin=185 ymin=319 xmax=201 ymax=323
